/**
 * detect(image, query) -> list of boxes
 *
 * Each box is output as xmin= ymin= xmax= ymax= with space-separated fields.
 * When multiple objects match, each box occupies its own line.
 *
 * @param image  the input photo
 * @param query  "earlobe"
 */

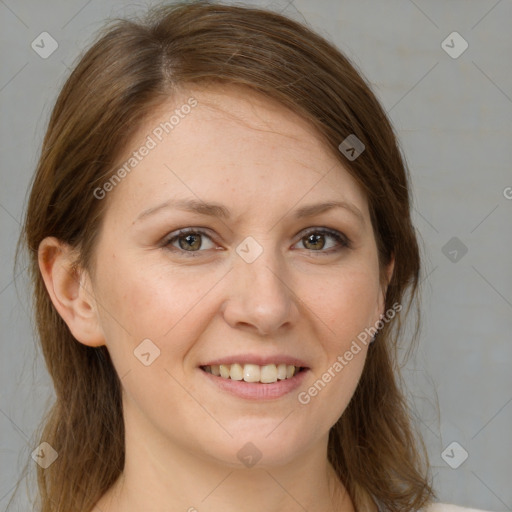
xmin=38 ymin=237 xmax=105 ymax=347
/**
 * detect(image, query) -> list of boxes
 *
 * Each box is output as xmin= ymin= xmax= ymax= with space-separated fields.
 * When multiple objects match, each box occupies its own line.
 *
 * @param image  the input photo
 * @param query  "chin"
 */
xmin=197 ymin=426 xmax=313 ymax=469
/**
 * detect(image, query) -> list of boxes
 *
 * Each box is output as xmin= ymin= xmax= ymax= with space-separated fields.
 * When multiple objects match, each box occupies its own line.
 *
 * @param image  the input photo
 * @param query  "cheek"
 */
xmin=296 ymin=336 xmax=368 ymax=439
xmin=306 ymin=265 xmax=381 ymax=341
xmin=93 ymin=252 xmax=223 ymax=365
xmin=294 ymin=267 xmax=378 ymax=427
xmin=92 ymin=256 xmax=220 ymax=433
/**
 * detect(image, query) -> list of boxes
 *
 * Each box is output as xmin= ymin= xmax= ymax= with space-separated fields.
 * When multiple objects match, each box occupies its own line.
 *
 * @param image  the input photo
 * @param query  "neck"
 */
xmin=95 ymin=404 xmax=357 ymax=512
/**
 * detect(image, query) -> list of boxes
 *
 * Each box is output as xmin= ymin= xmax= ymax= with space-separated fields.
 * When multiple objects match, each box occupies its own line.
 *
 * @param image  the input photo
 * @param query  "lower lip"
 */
xmin=199 ymin=368 xmax=309 ymax=400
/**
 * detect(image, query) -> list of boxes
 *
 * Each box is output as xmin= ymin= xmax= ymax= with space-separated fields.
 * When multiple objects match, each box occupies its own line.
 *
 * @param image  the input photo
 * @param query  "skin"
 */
xmin=39 ymin=85 xmax=393 ymax=512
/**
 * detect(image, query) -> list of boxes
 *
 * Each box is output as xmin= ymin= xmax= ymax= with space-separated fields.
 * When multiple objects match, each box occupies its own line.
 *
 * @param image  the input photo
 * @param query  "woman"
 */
xmin=16 ymin=2 xmax=490 ymax=511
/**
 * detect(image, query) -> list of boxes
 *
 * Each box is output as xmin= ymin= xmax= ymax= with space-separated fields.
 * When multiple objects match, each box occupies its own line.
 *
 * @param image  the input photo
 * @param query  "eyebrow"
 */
xmin=134 ymin=198 xmax=364 ymax=224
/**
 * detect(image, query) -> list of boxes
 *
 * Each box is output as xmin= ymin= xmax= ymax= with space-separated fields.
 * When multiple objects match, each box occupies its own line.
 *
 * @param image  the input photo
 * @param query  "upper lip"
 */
xmin=199 ymin=354 xmax=309 ymax=368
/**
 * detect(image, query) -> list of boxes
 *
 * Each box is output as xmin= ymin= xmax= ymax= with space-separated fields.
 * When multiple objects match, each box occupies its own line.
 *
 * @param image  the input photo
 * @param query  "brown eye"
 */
xmin=164 ymin=229 xmax=216 ymax=255
xmin=295 ymin=228 xmax=350 ymax=253
xmin=178 ymin=233 xmax=202 ymax=251
xmin=302 ymin=233 xmax=326 ymax=250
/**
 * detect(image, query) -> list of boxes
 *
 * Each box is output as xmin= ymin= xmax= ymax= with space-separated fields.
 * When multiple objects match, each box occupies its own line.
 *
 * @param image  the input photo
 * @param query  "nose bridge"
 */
xmin=224 ymin=235 xmax=297 ymax=335
xmin=237 ymin=237 xmax=290 ymax=304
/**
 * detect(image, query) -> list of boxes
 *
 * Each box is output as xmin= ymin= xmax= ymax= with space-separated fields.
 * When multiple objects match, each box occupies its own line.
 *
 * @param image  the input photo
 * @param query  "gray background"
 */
xmin=1 ymin=0 xmax=511 ymax=510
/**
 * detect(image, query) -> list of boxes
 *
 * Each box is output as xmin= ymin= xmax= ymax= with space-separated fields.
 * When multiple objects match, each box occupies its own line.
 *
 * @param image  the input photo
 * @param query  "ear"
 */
xmin=38 ymin=237 xmax=105 ymax=347
xmin=377 ymin=254 xmax=395 ymax=317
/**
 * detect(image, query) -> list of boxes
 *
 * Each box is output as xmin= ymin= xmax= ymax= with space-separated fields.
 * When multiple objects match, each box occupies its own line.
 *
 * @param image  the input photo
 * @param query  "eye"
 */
xmin=163 ymin=228 xmax=216 ymax=255
xmin=294 ymin=228 xmax=350 ymax=254
xmin=162 ymin=227 xmax=350 ymax=257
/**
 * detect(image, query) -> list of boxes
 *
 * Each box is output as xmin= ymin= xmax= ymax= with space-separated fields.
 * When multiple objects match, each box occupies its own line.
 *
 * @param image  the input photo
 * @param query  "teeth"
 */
xmin=203 ymin=363 xmax=302 ymax=383
xmin=219 ymin=364 xmax=230 ymax=379
xmin=260 ymin=364 xmax=277 ymax=384
xmin=243 ymin=364 xmax=261 ymax=383
xmin=229 ymin=363 xmax=243 ymax=381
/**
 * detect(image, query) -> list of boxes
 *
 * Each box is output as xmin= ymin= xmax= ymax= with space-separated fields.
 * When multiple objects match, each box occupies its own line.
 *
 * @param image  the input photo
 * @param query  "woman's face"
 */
xmin=88 ymin=85 xmax=389 ymax=467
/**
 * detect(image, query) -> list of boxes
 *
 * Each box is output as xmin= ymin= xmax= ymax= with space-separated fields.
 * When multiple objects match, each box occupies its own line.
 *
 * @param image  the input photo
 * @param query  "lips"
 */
xmin=199 ymin=363 xmax=310 ymax=400
xmin=197 ymin=354 xmax=310 ymax=398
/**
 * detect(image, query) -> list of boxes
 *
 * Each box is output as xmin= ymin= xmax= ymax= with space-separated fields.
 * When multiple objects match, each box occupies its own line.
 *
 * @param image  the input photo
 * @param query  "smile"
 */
xmin=201 ymin=363 xmax=307 ymax=384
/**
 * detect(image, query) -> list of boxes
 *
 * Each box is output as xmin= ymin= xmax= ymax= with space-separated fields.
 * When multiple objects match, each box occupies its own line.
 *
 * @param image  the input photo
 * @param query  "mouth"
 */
xmin=200 ymin=363 xmax=308 ymax=384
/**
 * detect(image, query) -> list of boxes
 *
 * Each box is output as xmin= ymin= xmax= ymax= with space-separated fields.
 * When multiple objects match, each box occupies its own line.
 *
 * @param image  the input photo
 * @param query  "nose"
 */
xmin=221 ymin=245 xmax=300 ymax=336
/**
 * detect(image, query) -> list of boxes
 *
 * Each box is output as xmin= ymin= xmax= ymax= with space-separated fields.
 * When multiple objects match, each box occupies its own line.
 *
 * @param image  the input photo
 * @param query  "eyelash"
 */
xmin=162 ymin=227 xmax=351 ymax=258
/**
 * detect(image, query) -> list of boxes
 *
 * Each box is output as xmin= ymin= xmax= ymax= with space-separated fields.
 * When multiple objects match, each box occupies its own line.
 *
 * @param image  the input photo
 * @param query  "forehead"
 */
xmin=104 ymin=84 xmax=369 ymax=221
xmin=147 ymin=84 xmax=334 ymax=160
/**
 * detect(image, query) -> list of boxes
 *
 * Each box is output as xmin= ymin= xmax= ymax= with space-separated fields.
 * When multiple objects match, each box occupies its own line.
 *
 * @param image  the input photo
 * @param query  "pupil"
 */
xmin=307 ymin=233 xmax=324 ymax=250
xmin=180 ymin=234 xmax=200 ymax=250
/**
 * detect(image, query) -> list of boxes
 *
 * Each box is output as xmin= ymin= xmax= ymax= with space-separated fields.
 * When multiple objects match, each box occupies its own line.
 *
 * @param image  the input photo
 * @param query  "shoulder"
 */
xmin=423 ymin=502 xmax=495 ymax=512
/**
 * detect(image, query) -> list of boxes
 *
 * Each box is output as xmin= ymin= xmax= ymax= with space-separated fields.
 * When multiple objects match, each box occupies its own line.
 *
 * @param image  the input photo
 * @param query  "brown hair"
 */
xmin=15 ymin=2 xmax=435 ymax=511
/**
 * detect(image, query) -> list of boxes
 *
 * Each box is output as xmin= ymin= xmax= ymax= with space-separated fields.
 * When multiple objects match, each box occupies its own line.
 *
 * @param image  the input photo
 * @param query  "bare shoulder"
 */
xmin=423 ymin=502 xmax=497 ymax=512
